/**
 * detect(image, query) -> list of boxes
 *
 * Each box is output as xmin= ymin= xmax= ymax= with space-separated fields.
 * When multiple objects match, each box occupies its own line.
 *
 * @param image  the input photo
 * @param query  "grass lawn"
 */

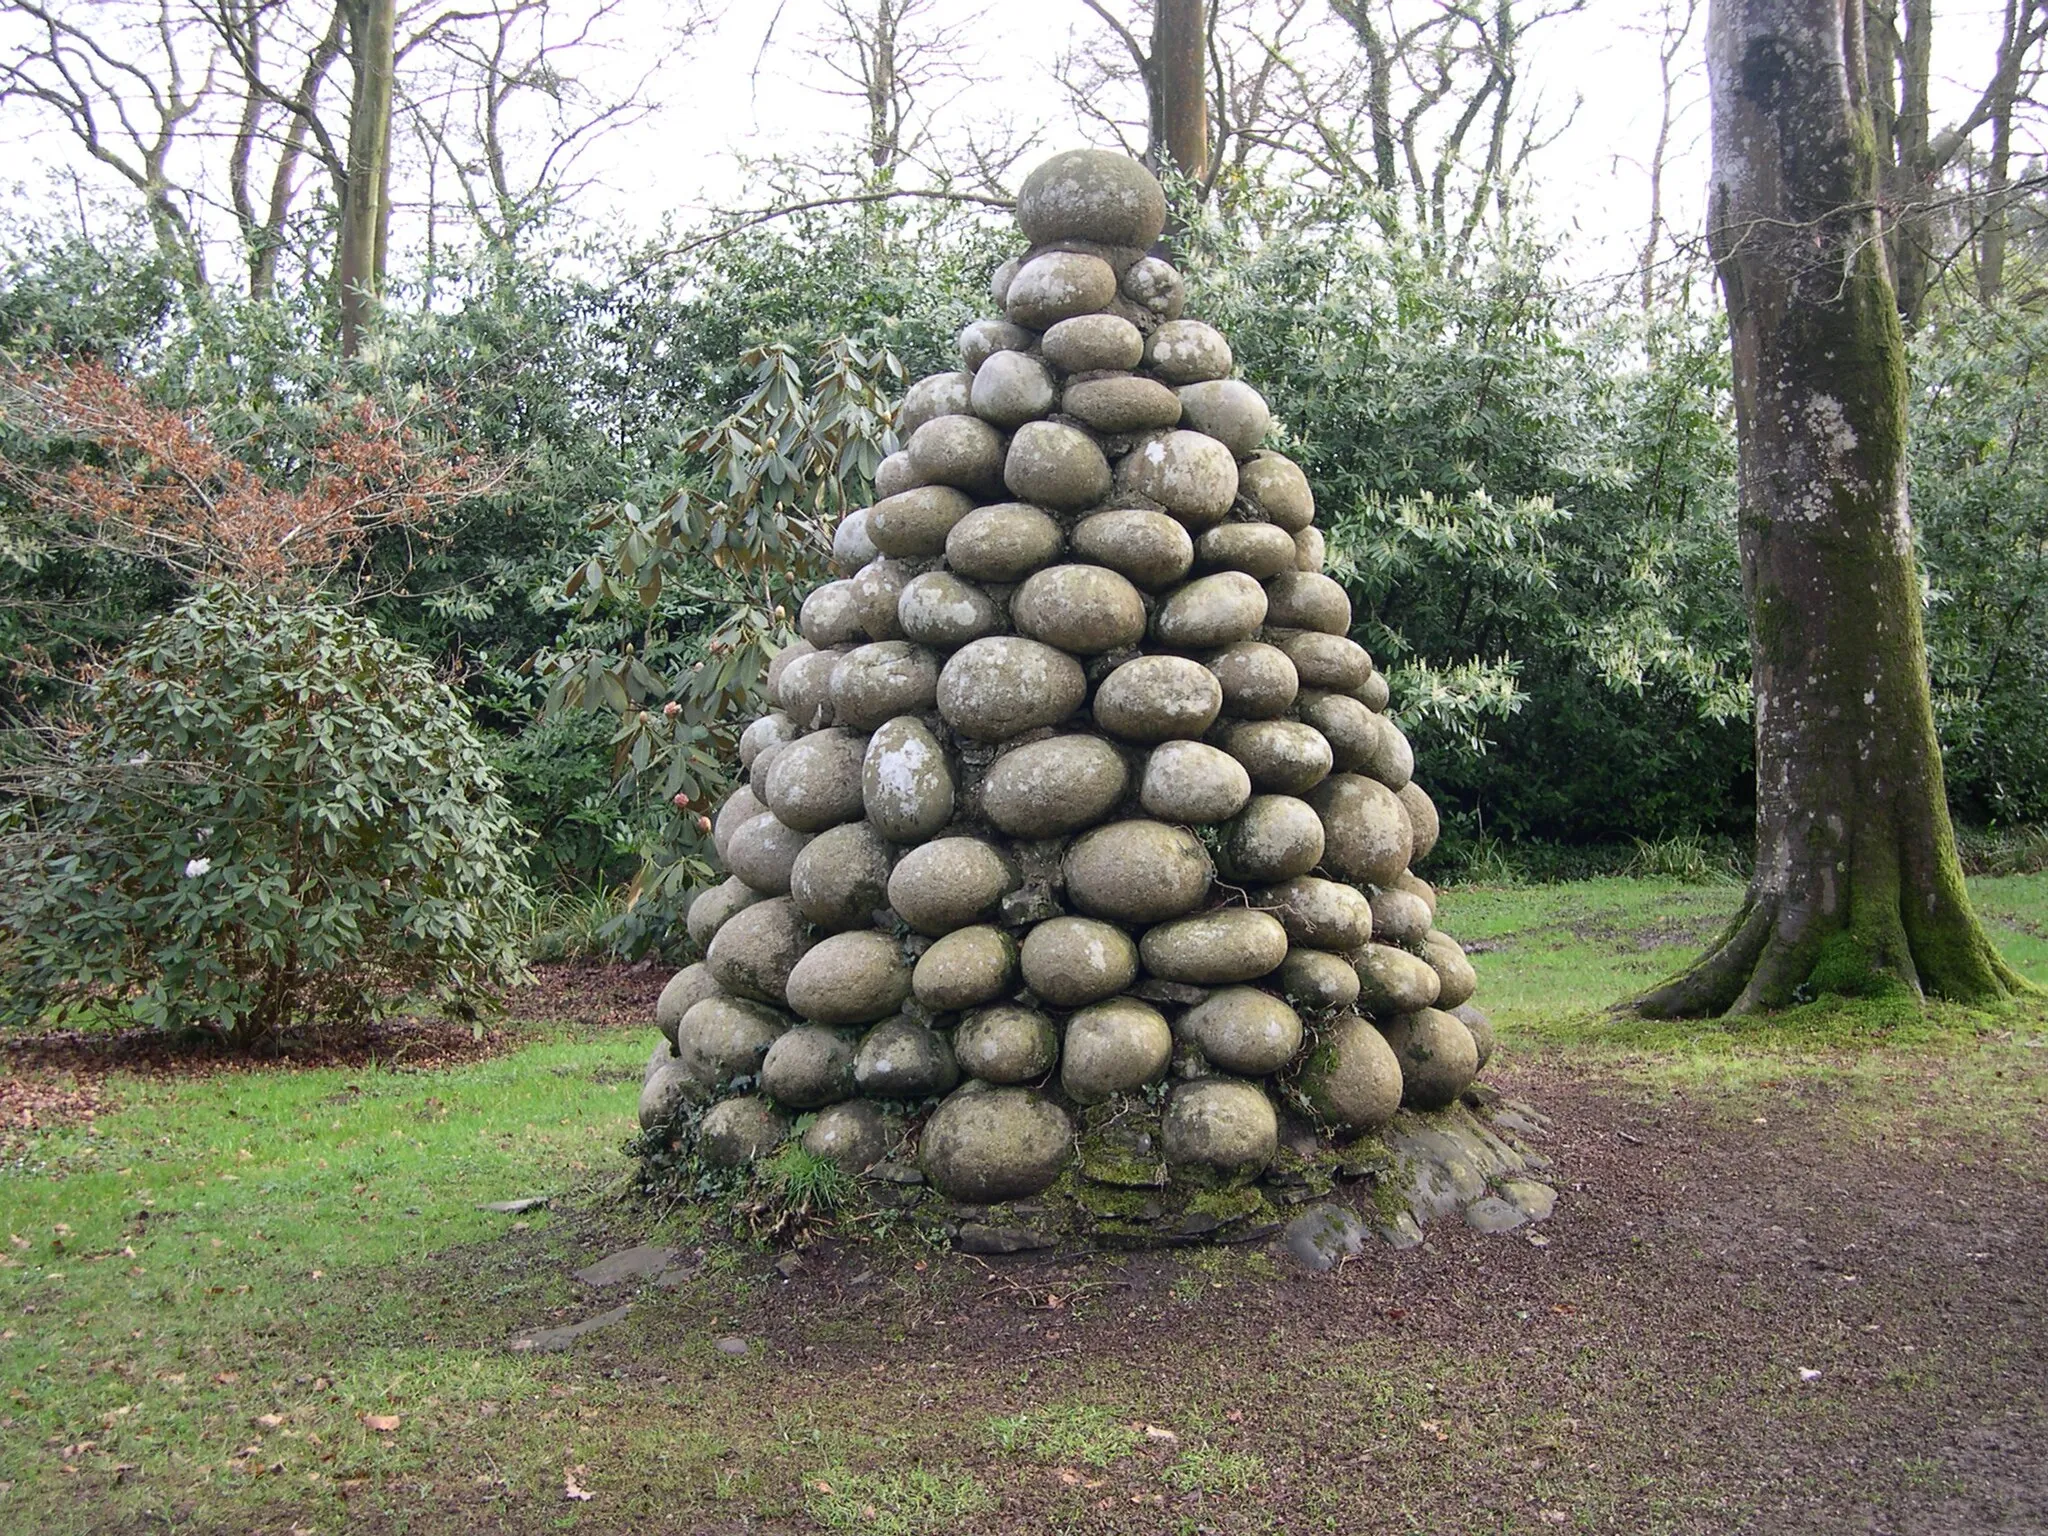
xmin=3 ymin=876 xmax=2045 ymax=1534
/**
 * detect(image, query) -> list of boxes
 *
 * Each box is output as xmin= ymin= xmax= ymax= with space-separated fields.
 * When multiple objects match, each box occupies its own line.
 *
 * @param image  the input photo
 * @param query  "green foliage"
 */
xmin=0 ymin=585 xmax=533 ymax=1036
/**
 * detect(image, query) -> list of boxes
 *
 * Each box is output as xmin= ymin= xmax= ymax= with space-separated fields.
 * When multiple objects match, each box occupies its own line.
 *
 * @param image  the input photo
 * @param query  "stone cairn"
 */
xmin=638 ymin=148 xmax=1500 ymax=1247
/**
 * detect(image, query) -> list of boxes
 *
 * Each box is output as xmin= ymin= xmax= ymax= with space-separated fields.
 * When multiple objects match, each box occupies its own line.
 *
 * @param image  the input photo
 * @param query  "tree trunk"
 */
xmin=1153 ymin=0 xmax=1209 ymax=184
xmin=1633 ymin=0 xmax=2025 ymax=1017
xmin=336 ymin=0 xmax=396 ymax=358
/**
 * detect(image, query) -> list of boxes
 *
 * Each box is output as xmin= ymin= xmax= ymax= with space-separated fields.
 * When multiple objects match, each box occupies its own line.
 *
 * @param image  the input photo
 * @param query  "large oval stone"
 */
xmin=1218 ymin=795 xmax=1324 ymax=883
xmin=1005 ymin=421 xmax=1113 ymax=510
xmin=1205 ymin=640 xmax=1299 ymax=719
xmin=869 ymin=485 xmax=975 ymax=557
xmin=1016 ymin=148 xmax=1168 ymax=248
xmin=1011 ymin=564 xmax=1148 ymax=655
xmin=704 ymin=897 xmax=813 ymax=1006
xmin=953 ymin=1004 xmax=1059 ymax=1083
xmin=1139 ymin=907 xmax=1289 ymax=984
xmin=981 ymin=734 xmax=1129 ymax=838
xmin=1259 ymin=876 xmax=1374 ymax=951
xmin=1178 ymin=987 xmax=1303 ymax=1076
xmin=945 ymin=502 xmax=1064 ymax=582
xmin=762 ymin=727 xmax=869 ymax=832
xmin=1092 ymin=654 xmax=1223 ymax=743
xmin=912 ymin=925 xmax=1016 ymax=1011
xmin=1117 ymin=430 xmax=1239 ymax=528
xmin=1155 ymin=571 xmax=1268 ymax=648
xmin=1018 ymin=915 xmax=1139 ymax=1007
xmin=897 ymin=571 xmax=1003 ymax=649
xmin=862 ymin=716 xmax=954 ymax=843
xmin=918 ymin=1086 xmax=1073 ymax=1200
xmin=784 ymin=930 xmax=912 ymax=1025
xmin=1310 ymin=774 xmax=1414 ymax=886
xmin=1379 ymin=1007 xmax=1478 ymax=1111
xmin=937 ymin=636 xmax=1088 ymax=741
xmin=886 ymin=837 xmax=1014 ymax=935
xmin=830 ymin=642 xmax=939 ymax=731
xmin=1296 ymin=1013 xmax=1403 ymax=1133
xmin=1064 ymin=820 xmax=1213 ymax=923
xmin=1140 ymin=740 xmax=1251 ymax=824
xmin=1005 ymin=250 xmax=1118 ymax=329
xmin=1162 ymin=1079 xmax=1276 ymax=1181
xmin=1060 ymin=997 xmax=1172 ymax=1104
xmin=1071 ymin=508 xmax=1194 ymax=590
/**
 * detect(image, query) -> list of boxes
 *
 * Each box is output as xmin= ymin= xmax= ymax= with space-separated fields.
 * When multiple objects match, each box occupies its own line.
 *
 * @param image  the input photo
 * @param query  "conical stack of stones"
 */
xmin=640 ymin=148 xmax=1493 ymax=1232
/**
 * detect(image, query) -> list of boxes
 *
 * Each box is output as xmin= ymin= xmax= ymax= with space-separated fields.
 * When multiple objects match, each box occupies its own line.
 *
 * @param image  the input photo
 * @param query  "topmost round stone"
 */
xmin=1017 ymin=150 xmax=1168 ymax=250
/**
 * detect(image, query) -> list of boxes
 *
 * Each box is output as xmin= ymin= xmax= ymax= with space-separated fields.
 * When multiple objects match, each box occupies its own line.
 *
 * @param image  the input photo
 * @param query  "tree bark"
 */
xmin=337 ymin=0 xmax=396 ymax=358
xmin=1634 ymin=0 xmax=2025 ymax=1017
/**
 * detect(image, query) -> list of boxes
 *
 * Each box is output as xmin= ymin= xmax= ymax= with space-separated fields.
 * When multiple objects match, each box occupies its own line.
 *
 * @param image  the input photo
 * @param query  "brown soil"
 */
xmin=323 ymin=1057 xmax=2047 ymax=1536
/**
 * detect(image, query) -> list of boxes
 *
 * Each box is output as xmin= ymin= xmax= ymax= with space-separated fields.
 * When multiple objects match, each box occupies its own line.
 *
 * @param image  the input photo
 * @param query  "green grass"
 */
xmin=3 ymin=872 xmax=2046 ymax=1531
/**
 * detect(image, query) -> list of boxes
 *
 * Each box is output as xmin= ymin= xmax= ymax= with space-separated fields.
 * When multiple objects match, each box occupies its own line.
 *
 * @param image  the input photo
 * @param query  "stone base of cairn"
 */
xmin=636 ymin=149 xmax=1538 ymax=1251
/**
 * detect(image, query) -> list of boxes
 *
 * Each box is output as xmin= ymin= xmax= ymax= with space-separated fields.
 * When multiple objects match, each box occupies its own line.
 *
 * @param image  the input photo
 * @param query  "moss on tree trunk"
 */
xmin=1633 ymin=0 xmax=2027 ymax=1016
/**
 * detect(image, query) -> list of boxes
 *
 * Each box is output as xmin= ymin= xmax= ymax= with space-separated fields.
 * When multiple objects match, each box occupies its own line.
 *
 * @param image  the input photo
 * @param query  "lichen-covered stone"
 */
xmin=1005 ymin=421 xmax=1113 ymax=509
xmin=1012 ymin=564 xmax=1148 ymax=654
xmin=982 ymin=734 xmax=1129 ymax=838
xmin=803 ymin=1099 xmax=891 ymax=1170
xmin=1071 ymin=508 xmax=1195 ymax=590
xmin=869 ymin=484 xmax=976 ymax=558
xmin=656 ymin=962 xmax=722 ymax=1044
xmin=1017 ymin=148 xmax=1169 ymax=248
xmin=919 ymin=1086 xmax=1073 ymax=1201
xmin=1295 ymin=1013 xmax=1403 ymax=1133
xmin=800 ymin=580 xmax=866 ymax=649
xmin=1378 ymin=1007 xmax=1478 ymax=1112
xmin=1060 ymin=997 xmax=1172 ymax=1103
xmin=761 ymin=1026 xmax=859 ymax=1108
xmin=1162 ymin=1078 xmax=1277 ymax=1180
xmin=886 ymin=836 xmax=1014 ymax=935
xmin=1177 ymin=379 xmax=1271 ymax=455
xmin=762 ymin=727 xmax=868 ymax=832
xmin=1275 ymin=947 xmax=1362 ymax=1010
xmin=1310 ymin=773 xmax=1414 ymax=886
xmin=1224 ymin=720 xmax=1334 ymax=795
xmin=1421 ymin=930 xmax=1478 ymax=1010
xmin=936 ymin=636 xmax=1088 ymax=741
xmin=1064 ymin=820 xmax=1213 ymax=923
xmin=944 ymin=502 xmax=1064 ymax=583
xmin=704 ymin=897 xmax=813 ymax=1006
xmin=1064 ymin=375 xmax=1182 ymax=433
xmin=722 ymin=813 xmax=813 ymax=897
xmin=899 ymin=371 xmax=973 ymax=436
xmin=1118 ymin=431 xmax=1239 ymax=528
xmin=913 ymin=925 xmax=1016 ymax=1011
xmin=1145 ymin=320 xmax=1233 ymax=384
xmin=1019 ymin=915 xmax=1139 ymax=1006
xmin=1218 ymin=794 xmax=1325 ymax=883
xmin=1155 ymin=571 xmax=1268 ymax=648
xmin=861 ymin=716 xmax=954 ymax=843
xmin=1260 ymin=875 xmax=1374 ymax=952
xmin=953 ymin=1004 xmax=1058 ymax=1083
xmin=1006 ymin=250 xmax=1118 ymax=329
xmin=699 ymin=1095 xmax=788 ymax=1166
xmin=854 ymin=1017 xmax=960 ymax=1099
xmin=1178 ymin=987 xmax=1303 ymax=1075
xmin=1042 ymin=312 xmax=1144 ymax=373
xmin=687 ymin=874 xmax=765 ymax=949
xmin=897 ymin=570 xmax=1003 ymax=649
xmin=1351 ymin=942 xmax=1442 ymax=1016
xmin=1398 ymin=780 xmax=1440 ymax=861
xmin=1140 ymin=908 xmax=1289 ymax=984
xmin=829 ymin=643 xmax=939 ymax=731
xmin=1238 ymin=452 xmax=1314 ymax=531
xmin=1092 ymin=654 xmax=1223 ymax=742
xmin=1205 ymin=640 xmax=1299 ymax=718
xmin=675 ymin=994 xmax=789 ymax=1086
xmin=784 ymin=930 xmax=912 ymax=1025
xmin=1140 ymin=739 xmax=1252 ymax=824
xmin=1195 ymin=522 xmax=1297 ymax=579
xmin=969 ymin=349 xmax=1055 ymax=427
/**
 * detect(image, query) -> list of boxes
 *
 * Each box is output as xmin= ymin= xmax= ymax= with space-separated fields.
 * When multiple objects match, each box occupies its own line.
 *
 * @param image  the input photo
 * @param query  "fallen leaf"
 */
xmin=363 ymin=1414 xmax=401 ymax=1432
